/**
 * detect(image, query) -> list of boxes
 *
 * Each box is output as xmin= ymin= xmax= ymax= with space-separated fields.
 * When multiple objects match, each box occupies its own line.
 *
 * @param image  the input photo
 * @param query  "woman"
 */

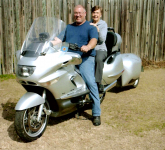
xmin=90 ymin=6 xmax=107 ymax=92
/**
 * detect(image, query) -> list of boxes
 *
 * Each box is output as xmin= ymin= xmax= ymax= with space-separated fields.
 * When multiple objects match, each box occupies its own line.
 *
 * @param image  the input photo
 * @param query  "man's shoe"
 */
xmin=98 ymin=84 xmax=104 ymax=92
xmin=93 ymin=116 xmax=101 ymax=126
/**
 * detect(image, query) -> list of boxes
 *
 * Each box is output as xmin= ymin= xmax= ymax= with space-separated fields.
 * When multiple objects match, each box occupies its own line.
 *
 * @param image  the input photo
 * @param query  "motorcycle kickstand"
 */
xmin=75 ymin=101 xmax=85 ymax=119
xmin=75 ymin=105 xmax=82 ymax=119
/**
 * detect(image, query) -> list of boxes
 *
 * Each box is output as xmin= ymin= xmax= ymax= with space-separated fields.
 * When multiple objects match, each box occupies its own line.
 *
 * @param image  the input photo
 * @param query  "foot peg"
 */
xmin=78 ymin=99 xmax=92 ymax=105
xmin=43 ymin=108 xmax=51 ymax=115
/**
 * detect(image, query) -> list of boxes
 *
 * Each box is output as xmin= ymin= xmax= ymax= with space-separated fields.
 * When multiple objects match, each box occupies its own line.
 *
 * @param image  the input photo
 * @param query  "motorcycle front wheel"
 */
xmin=14 ymin=101 xmax=50 ymax=142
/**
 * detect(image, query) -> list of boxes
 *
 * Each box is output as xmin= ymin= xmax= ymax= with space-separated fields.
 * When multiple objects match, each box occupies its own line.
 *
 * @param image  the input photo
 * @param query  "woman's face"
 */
xmin=92 ymin=9 xmax=102 ymax=23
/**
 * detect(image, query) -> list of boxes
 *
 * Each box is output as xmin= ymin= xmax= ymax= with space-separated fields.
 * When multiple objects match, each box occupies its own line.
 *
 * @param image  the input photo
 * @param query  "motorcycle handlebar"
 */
xmin=68 ymin=43 xmax=80 ymax=51
xmin=62 ymin=42 xmax=80 ymax=51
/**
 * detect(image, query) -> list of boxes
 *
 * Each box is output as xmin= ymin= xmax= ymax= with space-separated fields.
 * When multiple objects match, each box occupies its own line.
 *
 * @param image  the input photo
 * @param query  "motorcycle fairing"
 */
xmin=121 ymin=53 xmax=142 ymax=86
xmin=102 ymin=52 xmax=123 ymax=85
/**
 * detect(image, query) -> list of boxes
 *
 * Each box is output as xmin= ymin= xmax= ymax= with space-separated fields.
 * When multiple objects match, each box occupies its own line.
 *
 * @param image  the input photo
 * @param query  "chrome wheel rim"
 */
xmin=23 ymin=106 xmax=47 ymax=137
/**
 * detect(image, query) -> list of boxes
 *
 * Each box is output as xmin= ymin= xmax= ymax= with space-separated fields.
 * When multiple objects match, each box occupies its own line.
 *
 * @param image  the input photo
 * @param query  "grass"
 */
xmin=0 ymin=68 xmax=165 ymax=149
xmin=103 ymin=96 xmax=165 ymax=136
xmin=0 ymin=74 xmax=16 ymax=81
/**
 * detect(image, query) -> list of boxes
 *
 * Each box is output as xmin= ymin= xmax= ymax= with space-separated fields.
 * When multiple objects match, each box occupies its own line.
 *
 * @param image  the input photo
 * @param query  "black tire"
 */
xmin=132 ymin=78 xmax=139 ymax=88
xmin=14 ymin=101 xmax=50 ymax=142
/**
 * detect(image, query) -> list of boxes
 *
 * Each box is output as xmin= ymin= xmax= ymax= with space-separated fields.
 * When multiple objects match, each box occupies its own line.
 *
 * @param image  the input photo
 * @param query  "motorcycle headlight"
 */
xmin=18 ymin=65 xmax=36 ymax=77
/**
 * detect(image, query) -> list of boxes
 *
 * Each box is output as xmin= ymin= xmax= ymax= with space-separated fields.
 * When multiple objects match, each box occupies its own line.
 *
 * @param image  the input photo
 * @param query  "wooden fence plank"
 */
xmin=56 ymin=0 xmax=60 ymax=19
xmin=134 ymin=0 xmax=141 ymax=56
xmin=2 ymin=0 xmax=5 ymax=74
xmin=154 ymin=0 xmax=160 ymax=61
xmin=125 ymin=0 xmax=130 ymax=53
xmin=107 ymin=0 xmax=110 ymax=27
xmin=114 ymin=0 xmax=119 ymax=32
xmin=63 ymin=0 xmax=67 ymax=23
xmin=0 ymin=0 xmax=3 ymax=75
xmin=51 ymin=0 xmax=55 ymax=17
xmin=12 ymin=0 xmax=17 ymax=73
xmin=149 ymin=0 xmax=154 ymax=60
xmin=144 ymin=0 xmax=151 ymax=60
xmin=8 ymin=0 xmax=13 ymax=74
xmin=68 ymin=0 xmax=72 ymax=24
xmin=46 ymin=0 xmax=50 ymax=16
xmin=87 ymin=0 xmax=91 ymax=21
xmin=110 ymin=0 xmax=114 ymax=28
xmin=129 ymin=0 xmax=133 ymax=53
xmin=74 ymin=0 xmax=80 ymax=6
xmin=163 ymin=2 xmax=165 ymax=60
xmin=140 ymin=0 xmax=145 ymax=59
xmin=138 ymin=0 xmax=143 ymax=58
xmin=118 ymin=0 xmax=122 ymax=34
xmin=103 ymin=0 xmax=108 ymax=25
xmin=42 ymin=0 xmax=46 ymax=17
xmin=15 ymin=0 xmax=21 ymax=51
xmin=133 ymin=0 xmax=140 ymax=55
xmin=10 ymin=0 xmax=14 ymax=73
xmin=159 ymin=0 xmax=165 ymax=61
xmin=0 ymin=0 xmax=165 ymax=75
xmin=3 ymin=0 xmax=8 ymax=74
xmin=121 ymin=0 xmax=127 ymax=53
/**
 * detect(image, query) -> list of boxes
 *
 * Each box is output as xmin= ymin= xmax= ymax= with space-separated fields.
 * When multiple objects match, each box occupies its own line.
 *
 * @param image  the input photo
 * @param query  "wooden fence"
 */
xmin=0 ymin=0 xmax=165 ymax=74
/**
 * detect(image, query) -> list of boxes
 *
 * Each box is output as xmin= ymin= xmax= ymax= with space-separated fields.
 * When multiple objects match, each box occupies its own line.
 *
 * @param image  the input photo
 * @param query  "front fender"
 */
xmin=15 ymin=92 xmax=45 ymax=110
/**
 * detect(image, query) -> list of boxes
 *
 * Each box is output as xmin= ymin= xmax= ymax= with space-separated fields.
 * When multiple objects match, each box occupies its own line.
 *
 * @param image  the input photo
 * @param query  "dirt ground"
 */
xmin=0 ymin=65 xmax=165 ymax=150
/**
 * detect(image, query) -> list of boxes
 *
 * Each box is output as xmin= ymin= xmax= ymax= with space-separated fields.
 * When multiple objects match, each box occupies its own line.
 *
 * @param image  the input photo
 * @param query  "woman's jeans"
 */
xmin=78 ymin=56 xmax=101 ymax=116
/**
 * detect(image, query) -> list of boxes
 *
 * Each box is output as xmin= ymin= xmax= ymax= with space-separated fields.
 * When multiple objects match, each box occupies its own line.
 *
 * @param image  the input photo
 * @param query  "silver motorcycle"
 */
xmin=15 ymin=17 xmax=142 ymax=142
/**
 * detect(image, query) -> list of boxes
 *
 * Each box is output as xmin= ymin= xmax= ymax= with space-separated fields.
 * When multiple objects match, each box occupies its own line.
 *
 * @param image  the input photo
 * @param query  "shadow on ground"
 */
xmin=1 ymin=101 xmax=16 ymax=122
xmin=108 ymin=86 xmax=134 ymax=93
xmin=1 ymin=101 xmax=23 ymax=142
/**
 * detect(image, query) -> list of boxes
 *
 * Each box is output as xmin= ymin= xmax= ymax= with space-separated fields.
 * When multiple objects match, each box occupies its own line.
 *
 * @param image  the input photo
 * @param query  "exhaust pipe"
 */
xmin=104 ymin=80 xmax=117 ymax=92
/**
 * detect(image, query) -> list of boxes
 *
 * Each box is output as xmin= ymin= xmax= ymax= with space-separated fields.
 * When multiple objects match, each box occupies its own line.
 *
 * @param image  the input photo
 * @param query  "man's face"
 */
xmin=92 ymin=9 xmax=102 ymax=22
xmin=74 ymin=7 xmax=86 ymax=24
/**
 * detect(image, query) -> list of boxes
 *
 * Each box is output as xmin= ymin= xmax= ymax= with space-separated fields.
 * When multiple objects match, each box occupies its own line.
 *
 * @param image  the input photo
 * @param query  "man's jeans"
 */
xmin=78 ymin=56 xmax=101 ymax=116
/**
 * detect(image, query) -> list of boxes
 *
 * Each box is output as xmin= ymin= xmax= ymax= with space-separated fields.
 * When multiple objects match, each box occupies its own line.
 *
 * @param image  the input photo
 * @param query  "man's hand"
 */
xmin=81 ymin=45 xmax=91 ymax=53
xmin=51 ymin=37 xmax=62 ymax=46
xmin=80 ymin=38 xmax=97 ymax=53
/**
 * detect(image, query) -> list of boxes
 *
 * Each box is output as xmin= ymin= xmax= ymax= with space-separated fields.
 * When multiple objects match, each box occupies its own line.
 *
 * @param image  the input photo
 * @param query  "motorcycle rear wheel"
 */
xmin=14 ymin=101 xmax=50 ymax=142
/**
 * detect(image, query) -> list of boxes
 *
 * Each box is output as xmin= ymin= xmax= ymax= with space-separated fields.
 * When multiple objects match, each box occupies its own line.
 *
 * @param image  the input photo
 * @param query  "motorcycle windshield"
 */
xmin=21 ymin=17 xmax=66 ymax=57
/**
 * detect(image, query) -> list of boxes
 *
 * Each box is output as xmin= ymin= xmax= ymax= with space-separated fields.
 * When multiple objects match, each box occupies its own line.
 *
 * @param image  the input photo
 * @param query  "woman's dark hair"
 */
xmin=91 ymin=5 xmax=103 ymax=14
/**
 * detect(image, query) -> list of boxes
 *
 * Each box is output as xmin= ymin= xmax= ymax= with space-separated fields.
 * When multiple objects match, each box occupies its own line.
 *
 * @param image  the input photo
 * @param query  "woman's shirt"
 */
xmin=90 ymin=19 xmax=107 ymax=51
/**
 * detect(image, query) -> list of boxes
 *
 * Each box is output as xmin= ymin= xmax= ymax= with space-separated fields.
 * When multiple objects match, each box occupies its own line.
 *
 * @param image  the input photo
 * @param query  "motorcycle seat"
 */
xmin=105 ymin=28 xmax=117 ymax=56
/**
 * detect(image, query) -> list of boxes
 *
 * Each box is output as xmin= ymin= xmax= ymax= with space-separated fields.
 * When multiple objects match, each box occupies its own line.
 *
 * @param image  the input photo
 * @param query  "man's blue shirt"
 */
xmin=58 ymin=21 xmax=98 ymax=57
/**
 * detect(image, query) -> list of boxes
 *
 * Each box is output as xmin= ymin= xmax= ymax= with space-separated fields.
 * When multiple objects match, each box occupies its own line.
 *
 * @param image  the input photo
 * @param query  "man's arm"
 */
xmin=50 ymin=28 xmax=66 ymax=46
xmin=80 ymin=24 xmax=98 ymax=53
xmin=81 ymin=38 xmax=97 ymax=53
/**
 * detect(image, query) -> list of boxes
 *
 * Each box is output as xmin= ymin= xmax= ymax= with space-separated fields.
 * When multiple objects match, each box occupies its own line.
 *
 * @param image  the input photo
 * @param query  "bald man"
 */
xmin=52 ymin=5 xmax=101 ymax=126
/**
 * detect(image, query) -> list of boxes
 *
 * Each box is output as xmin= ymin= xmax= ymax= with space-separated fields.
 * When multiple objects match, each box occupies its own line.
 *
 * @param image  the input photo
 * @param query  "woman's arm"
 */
xmin=90 ymin=21 xmax=107 ymax=45
xmin=97 ymin=22 xmax=107 ymax=44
